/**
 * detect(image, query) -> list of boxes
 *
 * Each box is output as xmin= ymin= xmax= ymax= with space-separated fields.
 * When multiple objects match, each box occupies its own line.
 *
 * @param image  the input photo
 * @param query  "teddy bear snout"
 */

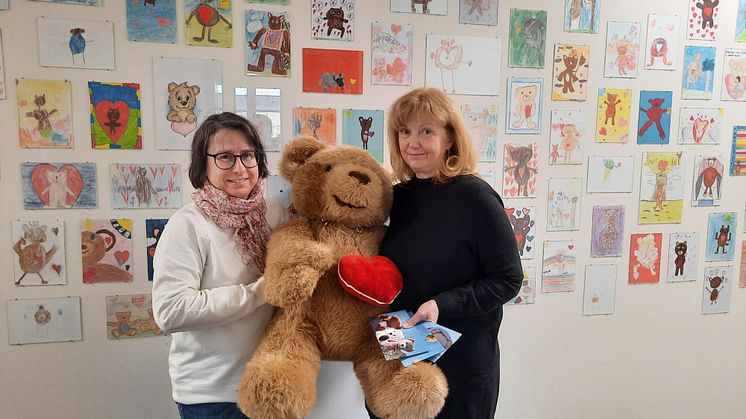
xmin=348 ymin=170 xmax=370 ymax=185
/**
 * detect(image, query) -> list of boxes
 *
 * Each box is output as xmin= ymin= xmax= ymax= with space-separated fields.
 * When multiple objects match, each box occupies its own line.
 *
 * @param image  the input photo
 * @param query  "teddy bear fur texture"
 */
xmin=237 ymin=137 xmax=447 ymax=419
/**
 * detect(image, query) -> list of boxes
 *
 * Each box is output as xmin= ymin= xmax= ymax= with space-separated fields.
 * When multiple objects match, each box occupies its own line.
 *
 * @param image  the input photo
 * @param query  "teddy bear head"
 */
xmin=167 ymin=82 xmax=200 ymax=112
xmin=81 ymin=229 xmax=116 ymax=267
xmin=280 ymin=136 xmax=392 ymax=229
xmin=729 ymin=57 xmax=746 ymax=76
xmin=516 ymin=85 xmax=537 ymax=102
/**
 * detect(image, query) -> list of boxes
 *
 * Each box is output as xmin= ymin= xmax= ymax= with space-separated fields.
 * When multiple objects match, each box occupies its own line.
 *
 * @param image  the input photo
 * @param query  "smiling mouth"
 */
xmin=334 ymin=195 xmax=364 ymax=209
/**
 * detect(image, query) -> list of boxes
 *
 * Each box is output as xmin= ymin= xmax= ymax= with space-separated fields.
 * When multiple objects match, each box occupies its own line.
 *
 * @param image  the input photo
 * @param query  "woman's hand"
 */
xmin=403 ymin=299 xmax=439 ymax=328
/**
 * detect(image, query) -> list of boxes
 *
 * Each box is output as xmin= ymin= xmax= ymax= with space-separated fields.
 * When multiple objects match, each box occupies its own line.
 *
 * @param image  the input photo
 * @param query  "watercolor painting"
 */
xmin=551 ymin=44 xmax=589 ymax=101
xmin=629 ymin=233 xmax=662 ymax=284
xmin=564 ymin=0 xmax=599 ymax=33
xmin=644 ymin=14 xmax=679 ymax=71
xmin=678 ymin=108 xmax=722 ymax=145
xmin=81 ymin=218 xmax=134 ymax=284
xmin=503 ymin=143 xmax=538 ymax=198
xmin=185 ymin=0 xmax=232 ymax=47
xmin=505 ymin=206 xmax=536 ymax=260
xmin=741 ymin=243 xmax=746 ymax=288
xmin=371 ymin=22 xmax=413 ymax=86
xmin=549 ymin=110 xmax=584 ymax=165
xmin=126 ymin=0 xmax=176 ymax=44
xmin=738 ymin=0 xmax=746 ymax=42
xmin=546 ymin=178 xmax=582 ymax=232
xmin=22 ymin=162 xmax=97 ymax=210
xmin=342 ymin=109 xmax=384 ymax=163
xmin=732 ymin=126 xmax=746 ymax=176
xmin=294 ymin=107 xmax=336 ymax=145
xmin=31 ymin=0 xmax=100 ymax=4
xmin=638 ymin=152 xmax=684 ymax=225
xmin=146 ymin=218 xmax=168 ymax=281
xmin=595 ymin=88 xmax=631 ymax=143
xmin=590 ymin=205 xmax=625 ymax=258
xmin=235 ymin=87 xmax=282 ymax=152
xmin=459 ymin=0 xmax=497 ymax=25
xmin=6 ymin=297 xmax=82 ymax=345
xmin=667 ymin=232 xmax=700 ymax=283
xmin=17 ymin=79 xmax=73 ymax=148
xmin=12 ymin=220 xmax=66 ymax=287
xmin=88 ymin=82 xmax=141 ymax=149
xmin=312 ymin=0 xmax=354 ymax=41
xmin=586 ymin=156 xmax=635 ymax=193
xmin=302 ymin=48 xmax=363 ymax=94
xmin=687 ymin=0 xmax=720 ymax=41
xmin=245 ymin=10 xmax=291 ymax=77
xmin=721 ymin=48 xmax=746 ymax=101
xmin=0 ymin=30 xmax=6 ymax=99
xmin=681 ymin=46 xmax=716 ymax=99
xmin=153 ymin=57 xmax=223 ymax=150
xmin=692 ymin=155 xmax=724 ymax=207
xmin=110 ymin=164 xmax=182 ymax=209
xmin=266 ymin=174 xmax=293 ymax=229
xmin=106 ymin=294 xmax=163 ymax=339
xmin=508 ymin=9 xmax=547 ymax=68
xmin=701 ymin=265 xmax=733 ymax=315
xmin=637 ymin=90 xmax=672 ymax=145
xmin=390 ymin=0 xmax=447 ymax=15
xmin=542 ymin=240 xmax=576 ymax=293
xmin=37 ymin=17 xmax=114 ymax=70
xmin=506 ymin=267 xmax=536 ymax=305
xmin=583 ymin=265 xmax=616 ymax=316
xmin=461 ymin=104 xmax=498 ymax=162
xmin=604 ymin=21 xmax=641 ymax=78
xmin=506 ymin=77 xmax=543 ymax=134
xmin=705 ymin=212 xmax=737 ymax=262
xmin=425 ymin=34 xmax=501 ymax=96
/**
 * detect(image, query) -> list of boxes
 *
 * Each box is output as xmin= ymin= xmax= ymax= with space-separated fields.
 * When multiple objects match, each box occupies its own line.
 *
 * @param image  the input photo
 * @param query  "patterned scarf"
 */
xmin=192 ymin=180 xmax=270 ymax=271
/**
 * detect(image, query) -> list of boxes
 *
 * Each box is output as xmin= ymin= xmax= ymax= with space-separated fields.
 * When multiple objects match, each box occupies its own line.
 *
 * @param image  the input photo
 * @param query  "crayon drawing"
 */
xmin=583 ymin=265 xmax=616 ymax=316
xmin=146 ymin=219 xmax=169 ymax=281
xmin=17 ymin=79 xmax=73 ymax=149
xmin=126 ymin=0 xmax=177 ymax=44
xmin=302 ymin=48 xmax=363 ymax=94
xmin=638 ymin=152 xmax=684 ymax=225
xmin=106 ymin=294 xmax=163 ymax=339
xmin=508 ymin=9 xmax=547 ymax=68
xmin=459 ymin=0 xmax=498 ymax=26
xmin=595 ymin=88 xmax=631 ymax=143
xmin=506 ymin=267 xmax=536 ymax=305
xmin=110 ymin=164 xmax=182 ymax=209
xmin=644 ymin=14 xmax=679 ymax=71
xmin=549 ymin=110 xmax=585 ymax=166
xmin=637 ymin=90 xmax=672 ymax=145
xmin=738 ymin=0 xmax=746 ymax=42
xmin=546 ymin=178 xmax=582 ymax=232
xmin=564 ymin=0 xmax=599 ymax=33
xmin=629 ymin=233 xmax=662 ymax=284
xmin=12 ymin=220 xmax=66 ymax=287
xmin=81 ymin=218 xmax=134 ymax=284
xmin=294 ymin=107 xmax=336 ymax=145
xmin=551 ymin=44 xmax=589 ymax=101
xmin=425 ymin=34 xmax=501 ymax=96
xmin=247 ymin=0 xmax=287 ymax=3
xmin=88 ymin=82 xmax=142 ymax=149
xmin=312 ymin=0 xmax=354 ymax=41
xmin=701 ymin=265 xmax=733 ymax=315
xmin=503 ymin=143 xmax=538 ymax=198
xmin=31 ymin=0 xmax=100 ymax=3
xmin=678 ymin=108 xmax=722 ymax=144
xmin=667 ymin=232 xmax=700 ymax=283
xmin=371 ymin=22 xmax=413 ymax=86
xmin=732 ymin=126 xmax=746 ymax=176
xmin=235 ymin=87 xmax=282 ymax=152
xmin=687 ymin=0 xmax=720 ymax=41
xmin=21 ymin=162 xmax=97 ymax=209
xmin=740 ymin=242 xmax=746 ymax=288
xmin=6 ymin=297 xmax=82 ymax=345
xmin=390 ymin=0 xmax=447 ymax=15
xmin=721 ymin=48 xmax=746 ymax=101
xmin=37 ymin=17 xmax=114 ymax=70
xmin=692 ymin=155 xmax=724 ymax=207
xmin=586 ymin=156 xmax=635 ymax=193
xmin=506 ymin=77 xmax=542 ymax=134
xmin=342 ymin=109 xmax=384 ymax=163
xmin=604 ymin=21 xmax=640 ymax=78
xmin=0 ymin=30 xmax=6 ymax=99
xmin=542 ymin=240 xmax=576 ymax=293
xmin=681 ymin=46 xmax=716 ymax=99
xmin=185 ymin=0 xmax=232 ymax=48
xmin=245 ymin=10 xmax=291 ymax=77
xmin=505 ymin=206 xmax=536 ymax=260
xmin=461 ymin=104 xmax=498 ymax=162
xmin=590 ymin=205 xmax=625 ymax=258
xmin=705 ymin=212 xmax=737 ymax=262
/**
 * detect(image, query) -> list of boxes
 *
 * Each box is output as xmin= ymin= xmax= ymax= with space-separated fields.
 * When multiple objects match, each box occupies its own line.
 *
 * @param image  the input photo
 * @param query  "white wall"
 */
xmin=0 ymin=1 xmax=744 ymax=418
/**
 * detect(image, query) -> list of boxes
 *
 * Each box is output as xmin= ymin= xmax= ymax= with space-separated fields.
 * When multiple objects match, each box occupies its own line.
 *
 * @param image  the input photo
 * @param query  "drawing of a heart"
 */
xmin=617 ymin=117 xmax=628 ymax=127
xmin=724 ymin=74 xmax=745 ymax=100
xmin=30 ymin=164 xmax=84 ymax=207
xmin=568 ymin=244 xmax=574 ymax=250
xmin=337 ymin=255 xmax=403 ymax=307
xmin=131 ymin=295 xmax=146 ymax=308
xmin=51 ymin=264 xmax=62 ymax=275
xmin=171 ymin=121 xmax=197 ymax=137
xmin=114 ymin=250 xmax=130 ymax=266
xmin=52 ymin=227 xmax=59 ymax=235
xmin=526 ymin=246 xmax=532 ymax=252
xmin=505 ymin=208 xmax=515 ymax=217
xmin=522 ymin=208 xmax=531 ymax=214
xmin=94 ymin=100 xmax=130 ymax=142
xmin=598 ymin=127 xmax=607 ymax=135
xmin=83 ymin=267 xmax=97 ymax=283
xmin=350 ymin=79 xmax=358 ymax=85
xmin=391 ymin=24 xmax=402 ymax=35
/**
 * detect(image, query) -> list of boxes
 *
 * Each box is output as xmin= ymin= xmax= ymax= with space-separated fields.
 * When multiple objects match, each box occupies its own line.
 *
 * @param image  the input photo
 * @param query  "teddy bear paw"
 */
xmin=369 ymin=362 xmax=448 ymax=419
xmin=264 ymin=264 xmax=321 ymax=307
xmin=238 ymin=355 xmax=315 ymax=419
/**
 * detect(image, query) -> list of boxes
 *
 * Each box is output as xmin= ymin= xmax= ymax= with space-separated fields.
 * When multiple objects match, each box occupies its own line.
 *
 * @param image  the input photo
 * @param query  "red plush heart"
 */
xmin=338 ymin=255 xmax=403 ymax=307
xmin=94 ymin=100 xmax=130 ymax=142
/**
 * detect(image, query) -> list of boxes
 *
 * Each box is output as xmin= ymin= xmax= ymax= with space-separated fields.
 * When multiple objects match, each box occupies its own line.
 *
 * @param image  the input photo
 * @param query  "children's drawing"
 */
xmin=732 ymin=126 xmax=746 ymax=176
xmin=678 ymin=108 xmax=722 ymax=144
xmin=638 ymin=152 xmax=684 ymax=224
xmin=12 ymin=220 xmax=66 ymax=286
xmin=542 ymin=240 xmax=576 ymax=293
xmin=503 ymin=143 xmax=538 ymax=198
xmin=126 ymin=0 xmax=177 ymax=44
xmin=459 ymin=0 xmax=497 ymax=25
xmin=692 ymin=155 xmax=724 ymax=207
xmin=564 ymin=0 xmax=599 ymax=33
xmin=110 ymin=163 xmax=182 ymax=209
xmin=17 ymin=79 xmax=73 ymax=148
xmin=721 ymin=48 xmax=746 ymax=101
xmin=506 ymin=267 xmax=536 ymax=305
xmin=88 ymin=82 xmax=142 ymax=149
xmin=425 ymin=34 xmax=501 ymax=96
xmin=738 ymin=0 xmax=746 ymax=42
xmin=705 ymin=212 xmax=737 ymax=262
xmin=687 ymin=0 xmax=720 ymax=41
xmin=604 ymin=21 xmax=640 ymax=78
xmin=590 ymin=205 xmax=625 ymax=258
xmin=667 ymin=232 xmax=700 ymax=283
xmin=508 ymin=9 xmax=547 ymax=68
xmin=681 ymin=46 xmax=716 ymax=99
xmin=549 ymin=110 xmax=584 ymax=165
xmin=506 ymin=77 xmax=542 ymax=134
xmin=740 ymin=242 xmax=746 ymax=288
xmin=371 ymin=22 xmax=413 ymax=86
xmin=247 ymin=0 xmax=287 ymax=3
xmin=106 ymin=294 xmax=163 ymax=339
xmin=547 ymin=178 xmax=582 ymax=232
xmin=461 ymin=104 xmax=498 ymax=162
xmin=586 ymin=156 xmax=635 ymax=193
xmin=81 ymin=218 xmax=134 ymax=284
xmin=37 ymin=17 xmax=114 ymax=70
xmin=595 ymin=88 xmax=631 ymax=143
xmin=21 ymin=162 xmax=97 ymax=209
xmin=302 ymin=48 xmax=363 ymax=94
xmin=479 ymin=170 xmax=497 ymax=191
xmin=342 ymin=109 xmax=384 ymax=163
xmin=0 ymin=30 xmax=6 ymax=99
xmin=146 ymin=219 xmax=168 ymax=281
xmin=6 ymin=297 xmax=82 ymax=345
xmin=551 ymin=44 xmax=589 ymax=101
xmin=153 ymin=57 xmax=222 ymax=149
xmin=583 ymin=265 xmax=616 ymax=316
xmin=644 ymin=14 xmax=679 ymax=71
xmin=629 ymin=233 xmax=662 ymax=284
xmin=390 ymin=0 xmax=447 ymax=15
xmin=701 ymin=265 xmax=733 ymax=315
xmin=505 ymin=206 xmax=536 ymax=260
xmin=185 ymin=0 xmax=232 ymax=47
xmin=32 ymin=0 xmax=100 ymax=4
xmin=312 ymin=0 xmax=354 ymax=41
xmin=637 ymin=90 xmax=672 ymax=145
xmin=266 ymin=174 xmax=294 ymax=229
xmin=246 ymin=10 xmax=291 ymax=77
xmin=235 ymin=87 xmax=282 ymax=152
xmin=293 ymin=107 xmax=336 ymax=145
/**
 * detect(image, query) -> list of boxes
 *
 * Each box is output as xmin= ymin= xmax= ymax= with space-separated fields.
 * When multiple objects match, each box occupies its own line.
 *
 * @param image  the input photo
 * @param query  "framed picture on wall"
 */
xmin=506 ymin=77 xmax=543 ymax=134
xmin=311 ymin=0 xmax=354 ymax=41
xmin=184 ymin=0 xmax=233 ymax=48
xmin=643 ymin=14 xmax=680 ymax=71
xmin=678 ymin=108 xmax=723 ymax=145
xmin=721 ymin=48 xmax=746 ymax=102
xmin=12 ymin=219 xmax=67 ymax=286
xmin=17 ymin=79 xmax=73 ymax=149
xmin=371 ymin=22 xmax=413 ymax=86
xmin=425 ymin=34 xmax=501 ymax=96
xmin=604 ymin=21 xmax=641 ymax=79
xmin=564 ymin=0 xmax=600 ymax=34
xmin=681 ymin=46 xmax=716 ymax=100
xmin=126 ymin=0 xmax=177 ymax=44
xmin=459 ymin=0 xmax=498 ymax=26
xmin=6 ymin=297 xmax=83 ymax=345
xmin=390 ymin=0 xmax=447 ymax=15
xmin=302 ymin=48 xmax=363 ymax=94
xmin=37 ymin=17 xmax=114 ymax=70
xmin=21 ymin=162 xmax=98 ymax=210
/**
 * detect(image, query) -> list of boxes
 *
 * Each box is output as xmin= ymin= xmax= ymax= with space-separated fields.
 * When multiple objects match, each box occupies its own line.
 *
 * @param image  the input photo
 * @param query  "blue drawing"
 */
xmin=681 ymin=46 xmax=716 ymax=99
xmin=126 ymin=0 xmax=177 ymax=44
xmin=342 ymin=109 xmax=384 ymax=163
xmin=637 ymin=90 xmax=672 ymax=145
xmin=705 ymin=212 xmax=737 ymax=262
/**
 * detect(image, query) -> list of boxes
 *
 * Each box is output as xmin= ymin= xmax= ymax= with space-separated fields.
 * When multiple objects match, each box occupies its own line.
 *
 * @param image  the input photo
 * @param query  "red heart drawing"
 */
xmin=83 ymin=267 xmax=97 ymax=283
xmin=391 ymin=24 xmax=402 ymax=35
xmin=30 ymin=164 xmax=84 ymax=207
xmin=568 ymin=244 xmax=575 ymax=250
xmin=599 ymin=127 xmax=608 ymax=136
xmin=114 ymin=250 xmax=130 ymax=266
xmin=504 ymin=208 xmax=515 ymax=217
xmin=522 ymin=208 xmax=531 ymax=214
xmin=94 ymin=100 xmax=130 ymax=142
xmin=51 ymin=263 xmax=62 ymax=275
xmin=338 ymin=255 xmax=403 ymax=307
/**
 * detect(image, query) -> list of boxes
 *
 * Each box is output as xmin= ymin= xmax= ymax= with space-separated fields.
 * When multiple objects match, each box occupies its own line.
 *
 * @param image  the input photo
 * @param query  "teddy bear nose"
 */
xmin=349 ymin=171 xmax=370 ymax=185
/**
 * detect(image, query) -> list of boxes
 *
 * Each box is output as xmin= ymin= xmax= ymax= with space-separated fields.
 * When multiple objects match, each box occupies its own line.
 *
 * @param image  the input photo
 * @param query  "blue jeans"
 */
xmin=177 ymin=402 xmax=248 ymax=419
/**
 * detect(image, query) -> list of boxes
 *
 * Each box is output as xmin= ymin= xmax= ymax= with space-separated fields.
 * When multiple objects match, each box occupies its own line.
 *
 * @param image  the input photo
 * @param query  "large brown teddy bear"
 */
xmin=238 ymin=137 xmax=447 ymax=418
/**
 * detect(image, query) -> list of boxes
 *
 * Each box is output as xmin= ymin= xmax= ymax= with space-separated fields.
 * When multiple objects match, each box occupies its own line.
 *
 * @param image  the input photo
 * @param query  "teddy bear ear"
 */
xmin=280 ymin=136 xmax=326 ymax=181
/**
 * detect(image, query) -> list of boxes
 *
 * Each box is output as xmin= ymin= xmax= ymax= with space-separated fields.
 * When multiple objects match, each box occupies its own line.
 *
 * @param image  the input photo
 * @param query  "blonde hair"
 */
xmin=387 ymin=88 xmax=477 ymax=183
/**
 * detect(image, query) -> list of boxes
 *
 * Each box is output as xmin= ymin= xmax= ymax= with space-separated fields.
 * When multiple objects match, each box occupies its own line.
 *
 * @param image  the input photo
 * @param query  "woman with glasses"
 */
xmin=153 ymin=112 xmax=273 ymax=419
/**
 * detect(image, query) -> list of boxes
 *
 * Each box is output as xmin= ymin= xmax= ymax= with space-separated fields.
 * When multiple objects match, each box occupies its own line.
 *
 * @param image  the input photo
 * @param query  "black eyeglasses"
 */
xmin=207 ymin=151 xmax=260 ymax=170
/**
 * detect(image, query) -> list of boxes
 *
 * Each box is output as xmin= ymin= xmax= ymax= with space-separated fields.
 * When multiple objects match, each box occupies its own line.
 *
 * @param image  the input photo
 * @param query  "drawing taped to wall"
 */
xmin=687 ymin=0 xmax=720 ymax=41
xmin=692 ymin=155 xmax=724 ymax=207
xmin=312 ymin=0 xmax=354 ymax=41
xmin=17 ymin=79 xmax=73 ymax=149
xmin=667 ymin=232 xmax=699 ymax=283
xmin=583 ymin=265 xmax=616 ymax=316
xmin=505 ymin=206 xmax=536 ymax=260
xmin=371 ymin=22 xmax=413 ymax=86
xmin=110 ymin=163 xmax=182 ymax=209
xmin=247 ymin=0 xmax=287 ymax=3
xmin=245 ymin=10 xmax=291 ymax=77
xmin=146 ymin=218 xmax=168 ymax=281
xmin=637 ymin=90 xmax=672 ymax=145
xmin=508 ymin=9 xmax=547 ymax=68
xmin=342 ymin=109 xmax=384 ymax=163
xmin=638 ymin=152 xmax=684 ymax=224
xmin=185 ymin=0 xmax=232 ymax=47
xmin=590 ymin=205 xmax=625 ymax=258
xmin=506 ymin=77 xmax=542 ymax=134
xmin=546 ymin=178 xmax=582 ymax=232
xmin=37 ymin=17 xmax=114 ymax=70
xmin=721 ymin=48 xmax=746 ymax=101
xmin=705 ymin=212 xmax=737 ymax=262
xmin=681 ymin=46 xmax=716 ymax=99
xmin=461 ymin=104 xmax=498 ymax=162
xmin=595 ymin=88 xmax=631 ymax=143
xmin=564 ymin=0 xmax=599 ymax=33
xmin=390 ymin=0 xmax=447 ymax=15
xmin=503 ymin=143 xmax=538 ymax=198
xmin=701 ymin=265 xmax=733 ymax=315
xmin=21 ymin=162 xmax=97 ymax=210
xmin=586 ymin=155 xmax=635 ymax=193
xmin=425 ymin=34 xmax=501 ymax=96
xmin=644 ymin=14 xmax=679 ymax=71
xmin=31 ymin=0 xmax=100 ymax=4
xmin=126 ymin=0 xmax=177 ymax=44
xmin=459 ymin=0 xmax=497 ymax=26
xmin=732 ymin=126 xmax=746 ymax=176
xmin=293 ymin=107 xmax=336 ymax=145
xmin=6 ymin=297 xmax=82 ymax=345
xmin=678 ymin=108 xmax=723 ymax=144
xmin=551 ymin=44 xmax=589 ymax=101
xmin=542 ymin=240 xmax=576 ymax=293
xmin=738 ymin=0 xmax=746 ymax=42
xmin=629 ymin=233 xmax=662 ymax=284
xmin=604 ymin=21 xmax=640 ymax=78
xmin=81 ymin=218 xmax=134 ymax=284
xmin=88 ymin=82 xmax=142 ymax=149
xmin=506 ymin=267 xmax=536 ymax=305
xmin=12 ymin=220 xmax=66 ymax=286
xmin=302 ymin=48 xmax=363 ymax=94
xmin=106 ymin=294 xmax=163 ymax=339
xmin=0 ymin=30 xmax=6 ymax=99
xmin=549 ymin=110 xmax=584 ymax=166
xmin=741 ymin=242 xmax=746 ymax=288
